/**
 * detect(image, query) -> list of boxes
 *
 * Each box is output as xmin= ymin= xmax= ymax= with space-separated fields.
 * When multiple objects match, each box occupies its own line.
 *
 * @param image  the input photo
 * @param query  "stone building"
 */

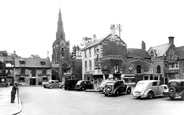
xmin=13 ymin=57 xmax=52 ymax=85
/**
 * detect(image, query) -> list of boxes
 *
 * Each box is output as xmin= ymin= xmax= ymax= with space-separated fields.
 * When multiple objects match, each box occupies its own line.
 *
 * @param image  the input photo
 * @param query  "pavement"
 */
xmin=0 ymin=86 xmax=22 ymax=115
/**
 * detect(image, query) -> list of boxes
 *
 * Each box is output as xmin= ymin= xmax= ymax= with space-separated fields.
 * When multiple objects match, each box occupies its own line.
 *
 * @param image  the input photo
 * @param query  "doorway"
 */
xmin=30 ymin=78 xmax=36 ymax=85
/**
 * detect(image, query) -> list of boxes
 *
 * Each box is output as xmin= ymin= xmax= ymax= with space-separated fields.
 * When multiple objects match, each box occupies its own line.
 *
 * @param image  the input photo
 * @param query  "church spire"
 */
xmin=56 ymin=8 xmax=65 ymax=41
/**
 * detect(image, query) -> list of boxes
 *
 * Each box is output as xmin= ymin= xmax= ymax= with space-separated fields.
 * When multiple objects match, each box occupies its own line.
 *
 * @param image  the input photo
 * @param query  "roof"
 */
xmin=137 ymin=80 xmax=160 ymax=84
xmin=148 ymin=43 xmax=170 ymax=57
xmin=82 ymin=34 xmax=110 ymax=50
xmin=127 ymin=48 xmax=151 ymax=59
xmin=14 ymin=58 xmax=51 ymax=68
xmin=175 ymin=46 xmax=184 ymax=59
xmin=0 ymin=56 xmax=13 ymax=62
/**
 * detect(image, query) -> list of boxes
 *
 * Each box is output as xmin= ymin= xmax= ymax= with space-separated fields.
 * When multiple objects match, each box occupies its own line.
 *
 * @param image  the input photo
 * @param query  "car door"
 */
xmin=152 ymin=81 xmax=159 ymax=95
xmin=55 ymin=81 xmax=59 ymax=88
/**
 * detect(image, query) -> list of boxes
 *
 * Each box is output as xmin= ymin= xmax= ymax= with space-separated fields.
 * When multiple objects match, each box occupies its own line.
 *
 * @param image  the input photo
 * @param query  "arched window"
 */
xmin=137 ymin=65 xmax=141 ymax=73
xmin=156 ymin=65 xmax=161 ymax=73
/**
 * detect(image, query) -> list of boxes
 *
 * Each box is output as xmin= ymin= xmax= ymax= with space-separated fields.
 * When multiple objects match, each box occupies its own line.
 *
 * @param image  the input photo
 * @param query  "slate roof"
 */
xmin=14 ymin=58 xmax=51 ymax=68
xmin=82 ymin=34 xmax=126 ymax=50
xmin=148 ymin=43 xmax=170 ymax=57
xmin=175 ymin=46 xmax=184 ymax=59
xmin=0 ymin=56 xmax=13 ymax=62
xmin=127 ymin=48 xmax=151 ymax=59
xmin=82 ymin=34 xmax=110 ymax=50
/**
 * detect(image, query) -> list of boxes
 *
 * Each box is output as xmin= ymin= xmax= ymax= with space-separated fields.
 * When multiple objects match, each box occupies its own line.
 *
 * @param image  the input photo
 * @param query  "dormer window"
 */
xmin=19 ymin=61 xmax=25 ymax=64
xmin=40 ymin=61 xmax=46 ymax=65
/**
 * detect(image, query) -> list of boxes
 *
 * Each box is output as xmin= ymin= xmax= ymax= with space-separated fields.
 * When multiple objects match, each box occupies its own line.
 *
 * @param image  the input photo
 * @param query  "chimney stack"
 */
xmin=142 ymin=41 xmax=146 ymax=50
xmin=168 ymin=36 xmax=174 ymax=44
xmin=110 ymin=24 xmax=116 ymax=36
xmin=93 ymin=34 xmax=97 ymax=42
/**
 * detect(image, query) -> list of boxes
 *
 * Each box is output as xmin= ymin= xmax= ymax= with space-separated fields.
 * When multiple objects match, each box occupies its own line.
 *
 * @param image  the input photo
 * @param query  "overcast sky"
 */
xmin=0 ymin=0 xmax=184 ymax=59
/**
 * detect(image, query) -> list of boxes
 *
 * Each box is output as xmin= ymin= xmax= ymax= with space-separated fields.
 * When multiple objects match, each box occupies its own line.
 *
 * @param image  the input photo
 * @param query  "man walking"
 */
xmin=11 ymin=82 xmax=18 ymax=103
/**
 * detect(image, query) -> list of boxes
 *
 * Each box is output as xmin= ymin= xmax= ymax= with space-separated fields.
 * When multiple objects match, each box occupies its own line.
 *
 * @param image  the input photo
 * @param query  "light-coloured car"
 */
xmin=43 ymin=80 xmax=62 ymax=89
xmin=132 ymin=80 xmax=168 ymax=99
xmin=97 ymin=80 xmax=113 ymax=92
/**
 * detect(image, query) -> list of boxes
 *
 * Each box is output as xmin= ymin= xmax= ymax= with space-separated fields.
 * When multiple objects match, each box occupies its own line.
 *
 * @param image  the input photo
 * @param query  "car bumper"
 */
xmin=132 ymin=92 xmax=147 ymax=98
xmin=163 ymin=92 xmax=171 ymax=97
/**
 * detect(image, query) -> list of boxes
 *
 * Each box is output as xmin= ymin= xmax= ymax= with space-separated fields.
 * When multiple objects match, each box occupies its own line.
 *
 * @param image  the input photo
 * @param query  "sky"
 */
xmin=0 ymin=0 xmax=184 ymax=59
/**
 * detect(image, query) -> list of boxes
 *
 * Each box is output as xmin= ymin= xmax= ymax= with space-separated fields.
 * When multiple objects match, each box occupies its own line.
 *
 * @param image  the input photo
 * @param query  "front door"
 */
xmin=30 ymin=78 xmax=36 ymax=85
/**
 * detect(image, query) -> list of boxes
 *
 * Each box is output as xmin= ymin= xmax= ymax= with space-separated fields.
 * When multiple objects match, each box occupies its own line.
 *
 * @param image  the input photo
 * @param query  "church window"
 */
xmin=156 ymin=65 xmax=161 ymax=73
xmin=137 ymin=65 xmax=141 ymax=73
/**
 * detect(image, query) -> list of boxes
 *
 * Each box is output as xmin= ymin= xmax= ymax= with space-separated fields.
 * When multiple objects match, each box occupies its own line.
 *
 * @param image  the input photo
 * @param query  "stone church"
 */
xmin=52 ymin=9 xmax=82 ymax=82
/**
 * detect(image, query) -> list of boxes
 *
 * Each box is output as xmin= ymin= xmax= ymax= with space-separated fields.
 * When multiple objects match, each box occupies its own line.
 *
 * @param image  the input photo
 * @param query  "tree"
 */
xmin=80 ymin=37 xmax=92 ymax=48
xmin=0 ymin=50 xmax=8 ymax=56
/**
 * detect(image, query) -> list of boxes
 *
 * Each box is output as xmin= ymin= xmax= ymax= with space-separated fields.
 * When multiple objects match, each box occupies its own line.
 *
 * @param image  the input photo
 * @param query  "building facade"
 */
xmin=14 ymin=58 xmax=52 ymax=85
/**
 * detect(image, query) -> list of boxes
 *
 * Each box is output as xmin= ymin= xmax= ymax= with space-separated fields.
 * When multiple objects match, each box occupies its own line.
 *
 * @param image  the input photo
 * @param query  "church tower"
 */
xmin=52 ymin=9 xmax=70 ymax=64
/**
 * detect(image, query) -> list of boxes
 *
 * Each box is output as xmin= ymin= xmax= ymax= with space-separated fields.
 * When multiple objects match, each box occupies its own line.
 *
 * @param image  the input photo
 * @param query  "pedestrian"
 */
xmin=11 ymin=82 xmax=18 ymax=103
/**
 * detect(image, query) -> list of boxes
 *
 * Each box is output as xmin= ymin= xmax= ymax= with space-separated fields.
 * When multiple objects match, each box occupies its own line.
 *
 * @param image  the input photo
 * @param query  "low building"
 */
xmin=14 ymin=58 xmax=52 ymax=85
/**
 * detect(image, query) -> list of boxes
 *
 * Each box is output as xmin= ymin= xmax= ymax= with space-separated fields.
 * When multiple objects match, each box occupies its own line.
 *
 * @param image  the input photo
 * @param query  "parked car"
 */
xmin=74 ymin=80 xmax=94 ymax=91
xmin=0 ymin=77 xmax=9 ymax=87
xmin=163 ymin=79 xmax=184 ymax=100
xmin=0 ymin=82 xmax=9 ymax=87
xmin=132 ymin=80 xmax=168 ymax=99
xmin=43 ymin=80 xmax=62 ymax=89
xmin=103 ymin=80 xmax=131 ymax=96
xmin=97 ymin=79 xmax=113 ymax=92
xmin=64 ymin=79 xmax=79 ymax=90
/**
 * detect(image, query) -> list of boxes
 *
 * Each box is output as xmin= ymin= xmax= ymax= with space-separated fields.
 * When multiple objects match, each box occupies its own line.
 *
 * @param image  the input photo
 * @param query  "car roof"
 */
xmin=169 ymin=79 xmax=184 ymax=83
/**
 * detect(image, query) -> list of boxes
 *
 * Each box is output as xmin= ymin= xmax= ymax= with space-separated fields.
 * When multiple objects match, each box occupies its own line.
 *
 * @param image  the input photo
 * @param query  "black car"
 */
xmin=163 ymin=79 xmax=184 ymax=99
xmin=103 ymin=80 xmax=131 ymax=96
xmin=64 ymin=79 xmax=79 ymax=90
xmin=74 ymin=80 xmax=94 ymax=91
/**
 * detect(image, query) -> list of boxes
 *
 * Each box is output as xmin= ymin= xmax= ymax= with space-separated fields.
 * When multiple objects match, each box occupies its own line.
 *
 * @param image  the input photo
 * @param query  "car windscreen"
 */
xmin=76 ymin=80 xmax=83 ymax=85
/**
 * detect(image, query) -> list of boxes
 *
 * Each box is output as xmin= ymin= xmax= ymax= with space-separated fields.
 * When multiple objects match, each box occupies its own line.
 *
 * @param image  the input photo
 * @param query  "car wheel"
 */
xmin=169 ymin=87 xmax=176 ymax=94
xmin=126 ymin=87 xmax=131 ymax=94
xmin=49 ymin=85 xmax=53 ymax=89
xmin=147 ymin=91 xmax=154 ymax=99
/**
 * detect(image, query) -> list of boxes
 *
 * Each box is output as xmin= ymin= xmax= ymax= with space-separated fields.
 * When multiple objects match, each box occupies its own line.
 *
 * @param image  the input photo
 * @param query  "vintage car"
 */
xmin=103 ymin=80 xmax=131 ymax=96
xmin=74 ymin=80 xmax=94 ymax=91
xmin=132 ymin=80 xmax=168 ymax=99
xmin=64 ymin=79 xmax=79 ymax=90
xmin=163 ymin=79 xmax=184 ymax=100
xmin=0 ymin=77 xmax=9 ymax=87
xmin=97 ymin=79 xmax=113 ymax=92
xmin=43 ymin=80 xmax=62 ymax=89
